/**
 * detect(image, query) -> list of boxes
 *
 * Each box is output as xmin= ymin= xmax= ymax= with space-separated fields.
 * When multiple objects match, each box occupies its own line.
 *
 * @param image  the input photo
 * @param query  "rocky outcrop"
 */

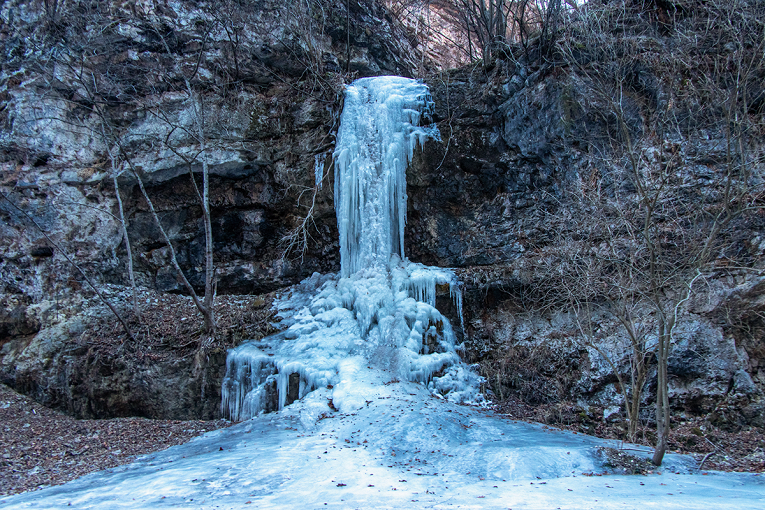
xmin=407 ymin=50 xmax=764 ymax=428
xmin=0 ymin=0 xmax=420 ymax=418
xmin=0 ymin=0 xmax=420 ymax=305
xmin=1 ymin=1 xmax=763 ymax=430
xmin=0 ymin=286 xmax=276 ymax=419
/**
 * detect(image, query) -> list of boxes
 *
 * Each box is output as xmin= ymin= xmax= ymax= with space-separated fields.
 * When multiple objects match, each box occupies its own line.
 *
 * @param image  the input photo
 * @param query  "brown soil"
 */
xmin=494 ymin=396 xmax=765 ymax=473
xmin=0 ymin=383 xmax=231 ymax=496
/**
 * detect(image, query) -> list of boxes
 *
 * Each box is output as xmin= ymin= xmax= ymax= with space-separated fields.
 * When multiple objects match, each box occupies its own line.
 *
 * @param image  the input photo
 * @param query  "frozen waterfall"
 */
xmin=221 ymin=77 xmax=482 ymax=422
xmin=334 ymin=76 xmax=437 ymax=277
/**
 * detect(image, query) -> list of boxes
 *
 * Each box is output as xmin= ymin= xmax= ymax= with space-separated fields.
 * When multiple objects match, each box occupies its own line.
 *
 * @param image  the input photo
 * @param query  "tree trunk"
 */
xmin=153 ymin=26 xmax=216 ymax=335
xmin=652 ymin=329 xmax=670 ymax=465
xmin=130 ymin=166 xmax=210 ymax=326
xmin=112 ymin=173 xmax=140 ymax=321
xmin=199 ymin=141 xmax=216 ymax=335
xmin=191 ymin=94 xmax=216 ymax=336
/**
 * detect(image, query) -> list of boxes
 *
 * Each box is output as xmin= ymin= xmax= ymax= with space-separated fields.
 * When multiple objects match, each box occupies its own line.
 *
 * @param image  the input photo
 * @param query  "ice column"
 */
xmin=333 ymin=76 xmax=438 ymax=277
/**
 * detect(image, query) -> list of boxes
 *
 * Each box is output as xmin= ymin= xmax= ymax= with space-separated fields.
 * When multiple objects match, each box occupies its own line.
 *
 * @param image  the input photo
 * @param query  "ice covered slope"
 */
xmin=3 ymin=379 xmax=764 ymax=509
xmin=221 ymin=77 xmax=479 ymax=421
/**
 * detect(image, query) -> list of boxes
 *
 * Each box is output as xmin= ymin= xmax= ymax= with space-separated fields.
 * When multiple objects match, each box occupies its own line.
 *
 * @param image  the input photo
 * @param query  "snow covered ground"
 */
xmin=2 ymin=378 xmax=763 ymax=509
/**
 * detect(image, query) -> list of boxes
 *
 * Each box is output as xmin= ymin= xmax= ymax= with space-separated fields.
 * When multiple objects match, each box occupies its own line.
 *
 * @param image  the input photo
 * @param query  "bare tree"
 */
xmin=384 ymin=0 xmax=569 ymax=65
xmin=24 ymin=4 xmax=222 ymax=335
xmin=16 ymin=6 xmax=145 ymax=323
xmin=139 ymin=25 xmax=219 ymax=336
xmin=533 ymin=185 xmax=656 ymax=443
xmin=544 ymin=0 xmax=765 ymax=464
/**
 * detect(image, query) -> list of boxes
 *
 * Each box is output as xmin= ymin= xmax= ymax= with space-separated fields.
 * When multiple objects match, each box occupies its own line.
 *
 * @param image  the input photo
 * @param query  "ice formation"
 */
xmin=333 ymin=76 xmax=438 ymax=277
xmin=222 ymin=76 xmax=481 ymax=421
xmin=313 ymin=153 xmax=325 ymax=189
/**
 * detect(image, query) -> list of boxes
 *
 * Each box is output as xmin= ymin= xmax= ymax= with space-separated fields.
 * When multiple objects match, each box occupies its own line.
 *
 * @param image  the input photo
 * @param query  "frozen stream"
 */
xmin=2 ymin=77 xmax=763 ymax=508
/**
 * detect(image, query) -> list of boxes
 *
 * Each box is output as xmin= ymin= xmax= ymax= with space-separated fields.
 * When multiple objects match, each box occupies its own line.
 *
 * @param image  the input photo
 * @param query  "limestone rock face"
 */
xmin=0 ymin=0 xmax=420 ymax=418
xmin=1 ymin=0 xmax=419 ymax=304
xmin=0 ymin=287 xmax=270 ymax=419
xmin=407 ymin=61 xmax=765 ymax=427
xmin=667 ymin=321 xmax=754 ymax=405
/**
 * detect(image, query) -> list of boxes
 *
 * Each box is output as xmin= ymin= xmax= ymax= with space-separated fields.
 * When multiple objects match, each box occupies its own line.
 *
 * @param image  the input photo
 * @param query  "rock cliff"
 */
xmin=407 ymin=5 xmax=765 ymax=430
xmin=0 ymin=0 xmax=419 ymax=418
xmin=1 ymin=0 xmax=763 ymax=434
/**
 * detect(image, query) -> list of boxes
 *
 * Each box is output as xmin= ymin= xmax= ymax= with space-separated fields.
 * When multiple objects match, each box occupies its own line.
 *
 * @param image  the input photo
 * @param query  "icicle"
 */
xmin=314 ymin=153 xmax=326 ymax=189
xmin=450 ymin=281 xmax=465 ymax=334
xmin=220 ymin=344 xmax=278 ymax=421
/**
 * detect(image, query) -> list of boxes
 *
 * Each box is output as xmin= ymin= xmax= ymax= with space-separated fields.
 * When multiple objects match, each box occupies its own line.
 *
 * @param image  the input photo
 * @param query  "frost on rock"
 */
xmin=314 ymin=153 xmax=325 ymax=189
xmin=222 ymin=77 xmax=481 ymax=422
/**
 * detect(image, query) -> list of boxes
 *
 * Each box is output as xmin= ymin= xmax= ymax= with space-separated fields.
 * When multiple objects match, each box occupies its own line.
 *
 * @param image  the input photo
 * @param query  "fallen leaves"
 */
xmin=0 ymin=384 xmax=230 ymax=496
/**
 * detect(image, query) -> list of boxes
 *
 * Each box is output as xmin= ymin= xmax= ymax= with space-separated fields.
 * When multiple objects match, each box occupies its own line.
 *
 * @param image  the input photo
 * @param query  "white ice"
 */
xmin=220 ymin=259 xmax=477 ymax=422
xmin=221 ymin=77 xmax=474 ymax=421
xmin=314 ymin=153 xmax=326 ymax=190
xmin=333 ymin=76 xmax=438 ymax=277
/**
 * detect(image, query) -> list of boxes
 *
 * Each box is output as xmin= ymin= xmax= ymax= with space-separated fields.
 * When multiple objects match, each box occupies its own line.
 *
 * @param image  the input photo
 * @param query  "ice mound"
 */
xmin=222 ymin=77 xmax=483 ymax=421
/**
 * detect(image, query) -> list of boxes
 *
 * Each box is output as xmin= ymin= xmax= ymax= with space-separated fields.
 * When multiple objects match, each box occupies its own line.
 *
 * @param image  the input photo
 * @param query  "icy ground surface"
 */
xmin=2 ymin=381 xmax=764 ymax=509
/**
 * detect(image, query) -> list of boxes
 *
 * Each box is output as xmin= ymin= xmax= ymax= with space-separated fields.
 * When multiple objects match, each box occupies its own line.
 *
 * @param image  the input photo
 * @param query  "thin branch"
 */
xmin=0 ymin=190 xmax=135 ymax=341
